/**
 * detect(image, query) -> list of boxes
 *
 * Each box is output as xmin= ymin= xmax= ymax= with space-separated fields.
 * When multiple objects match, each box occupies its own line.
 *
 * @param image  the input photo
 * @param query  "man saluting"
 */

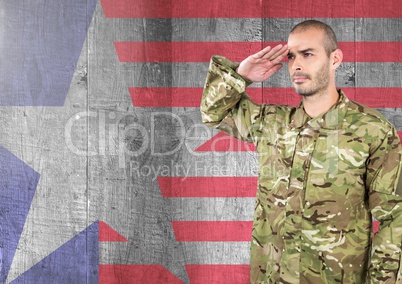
xmin=201 ymin=20 xmax=402 ymax=283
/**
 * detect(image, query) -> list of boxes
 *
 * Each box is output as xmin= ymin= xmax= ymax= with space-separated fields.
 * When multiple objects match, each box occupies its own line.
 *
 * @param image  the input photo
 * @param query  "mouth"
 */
xmin=293 ymin=77 xmax=308 ymax=83
xmin=292 ymin=73 xmax=310 ymax=83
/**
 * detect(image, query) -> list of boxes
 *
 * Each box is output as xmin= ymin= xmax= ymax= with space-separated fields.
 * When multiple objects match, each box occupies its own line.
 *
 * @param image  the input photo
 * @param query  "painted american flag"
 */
xmin=0 ymin=0 xmax=401 ymax=283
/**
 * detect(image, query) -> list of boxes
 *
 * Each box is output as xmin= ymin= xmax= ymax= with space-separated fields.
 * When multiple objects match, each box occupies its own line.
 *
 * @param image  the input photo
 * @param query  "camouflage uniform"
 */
xmin=201 ymin=56 xmax=402 ymax=283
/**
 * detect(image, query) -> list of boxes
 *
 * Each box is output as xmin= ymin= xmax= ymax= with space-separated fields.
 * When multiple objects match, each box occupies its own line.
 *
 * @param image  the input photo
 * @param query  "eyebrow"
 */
xmin=288 ymin=48 xmax=316 ymax=57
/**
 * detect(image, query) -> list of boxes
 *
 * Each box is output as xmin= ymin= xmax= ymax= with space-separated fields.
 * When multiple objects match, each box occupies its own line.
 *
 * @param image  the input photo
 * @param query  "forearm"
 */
xmin=369 ymin=193 xmax=402 ymax=283
xmin=367 ymin=127 xmax=402 ymax=283
xmin=200 ymin=56 xmax=264 ymax=143
xmin=201 ymin=56 xmax=252 ymax=127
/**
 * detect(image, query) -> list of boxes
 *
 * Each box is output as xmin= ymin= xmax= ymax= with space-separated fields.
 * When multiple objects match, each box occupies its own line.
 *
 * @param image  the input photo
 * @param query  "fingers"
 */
xmin=270 ymin=45 xmax=289 ymax=64
xmin=264 ymin=44 xmax=288 ymax=61
xmin=241 ymin=44 xmax=288 ymax=82
xmin=254 ymin=44 xmax=289 ymax=63
xmin=262 ymin=63 xmax=283 ymax=80
xmin=254 ymin=45 xmax=272 ymax=58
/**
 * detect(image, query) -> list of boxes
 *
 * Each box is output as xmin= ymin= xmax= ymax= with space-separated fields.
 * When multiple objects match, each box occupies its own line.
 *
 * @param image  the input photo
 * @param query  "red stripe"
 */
xmin=185 ymin=265 xmax=249 ymax=284
xmin=349 ymin=88 xmax=402 ymax=109
xmin=130 ymin=87 xmax=402 ymax=108
xmin=129 ymin=87 xmax=276 ymax=107
xmin=129 ymin=87 xmax=263 ymax=107
xmin=100 ymin=0 xmax=262 ymax=18
xmin=115 ymin=42 xmax=402 ymax=63
xmin=264 ymin=0 xmax=401 ymax=18
xmin=99 ymin=264 xmax=184 ymax=284
xmin=115 ymin=42 xmax=262 ymax=63
xmin=398 ymin=131 xmax=402 ymax=142
xmin=99 ymin=221 xmax=128 ymax=242
xmin=158 ymin=177 xmax=257 ymax=197
xmin=171 ymin=221 xmax=253 ymax=242
xmin=339 ymin=42 xmax=402 ymax=63
xmin=129 ymin=87 xmax=206 ymax=107
xmin=100 ymin=0 xmax=401 ymax=18
xmin=195 ymin=132 xmax=256 ymax=152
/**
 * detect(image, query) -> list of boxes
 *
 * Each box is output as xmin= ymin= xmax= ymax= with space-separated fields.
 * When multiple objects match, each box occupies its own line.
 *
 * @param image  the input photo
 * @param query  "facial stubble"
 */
xmin=292 ymin=60 xmax=330 ymax=98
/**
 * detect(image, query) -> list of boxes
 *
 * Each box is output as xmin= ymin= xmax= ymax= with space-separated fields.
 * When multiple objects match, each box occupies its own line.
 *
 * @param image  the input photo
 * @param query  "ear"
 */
xmin=331 ymin=49 xmax=343 ymax=70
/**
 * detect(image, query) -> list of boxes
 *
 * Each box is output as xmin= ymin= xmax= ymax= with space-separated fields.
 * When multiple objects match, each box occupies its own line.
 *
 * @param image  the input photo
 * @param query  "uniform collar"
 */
xmin=289 ymin=90 xmax=349 ymax=130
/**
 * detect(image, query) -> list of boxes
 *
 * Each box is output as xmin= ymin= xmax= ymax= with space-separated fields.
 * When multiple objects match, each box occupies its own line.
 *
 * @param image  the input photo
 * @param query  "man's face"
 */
xmin=287 ymin=28 xmax=331 ymax=97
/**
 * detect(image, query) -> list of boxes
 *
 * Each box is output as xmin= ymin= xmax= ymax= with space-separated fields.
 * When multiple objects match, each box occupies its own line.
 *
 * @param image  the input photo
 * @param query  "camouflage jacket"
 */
xmin=201 ymin=56 xmax=402 ymax=284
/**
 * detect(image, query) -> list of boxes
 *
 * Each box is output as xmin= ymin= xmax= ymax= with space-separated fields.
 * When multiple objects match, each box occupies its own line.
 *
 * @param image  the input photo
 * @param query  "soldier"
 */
xmin=201 ymin=20 xmax=402 ymax=283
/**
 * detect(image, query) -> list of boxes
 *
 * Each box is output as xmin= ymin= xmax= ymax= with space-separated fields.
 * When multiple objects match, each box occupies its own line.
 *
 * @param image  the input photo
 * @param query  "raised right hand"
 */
xmin=236 ymin=44 xmax=289 ymax=82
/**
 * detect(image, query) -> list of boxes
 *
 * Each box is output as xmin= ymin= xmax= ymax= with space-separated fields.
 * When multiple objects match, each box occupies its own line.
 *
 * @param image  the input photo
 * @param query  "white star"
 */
xmin=2 ymin=4 xmax=188 ymax=283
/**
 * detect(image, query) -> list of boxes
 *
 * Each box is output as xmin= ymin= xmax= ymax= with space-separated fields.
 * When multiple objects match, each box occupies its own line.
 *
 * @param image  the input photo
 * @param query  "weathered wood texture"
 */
xmin=0 ymin=0 xmax=401 ymax=283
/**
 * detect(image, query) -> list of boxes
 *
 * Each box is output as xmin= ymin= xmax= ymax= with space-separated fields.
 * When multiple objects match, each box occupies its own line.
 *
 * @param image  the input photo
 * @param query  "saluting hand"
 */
xmin=236 ymin=44 xmax=289 ymax=83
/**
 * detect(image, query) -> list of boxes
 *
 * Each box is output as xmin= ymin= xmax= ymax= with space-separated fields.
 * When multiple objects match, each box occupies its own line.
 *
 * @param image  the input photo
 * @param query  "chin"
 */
xmin=300 ymin=92 xmax=315 ymax=97
xmin=294 ymin=88 xmax=314 ymax=97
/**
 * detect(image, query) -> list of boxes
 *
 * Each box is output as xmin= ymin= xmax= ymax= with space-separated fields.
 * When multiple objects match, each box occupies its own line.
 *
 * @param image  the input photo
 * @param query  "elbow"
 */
xmin=200 ymin=110 xmax=220 ymax=128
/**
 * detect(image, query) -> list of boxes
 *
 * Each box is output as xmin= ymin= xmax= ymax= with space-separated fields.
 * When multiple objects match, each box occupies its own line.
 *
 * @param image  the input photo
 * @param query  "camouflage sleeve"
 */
xmin=366 ymin=125 xmax=402 ymax=283
xmin=200 ymin=55 xmax=262 ymax=143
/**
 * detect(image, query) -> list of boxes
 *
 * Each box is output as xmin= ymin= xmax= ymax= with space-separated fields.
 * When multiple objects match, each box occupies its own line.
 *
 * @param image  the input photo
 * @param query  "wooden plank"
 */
xmin=100 ymin=0 xmax=402 ymax=18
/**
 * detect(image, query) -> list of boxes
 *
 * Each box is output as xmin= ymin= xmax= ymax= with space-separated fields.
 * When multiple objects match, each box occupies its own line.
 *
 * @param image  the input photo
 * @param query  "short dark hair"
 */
xmin=290 ymin=20 xmax=338 ymax=56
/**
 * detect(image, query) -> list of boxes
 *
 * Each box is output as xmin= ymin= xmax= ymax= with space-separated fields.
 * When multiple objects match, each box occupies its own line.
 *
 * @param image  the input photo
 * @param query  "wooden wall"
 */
xmin=0 ymin=0 xmax=401 ymax=283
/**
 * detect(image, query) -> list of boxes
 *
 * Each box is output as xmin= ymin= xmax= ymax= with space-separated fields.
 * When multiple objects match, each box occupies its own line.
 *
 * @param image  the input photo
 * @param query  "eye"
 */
xmin=287 ymin=54 xmax=294 ymax=60
xmin=304 ymin=53 xmax=313 ymax=57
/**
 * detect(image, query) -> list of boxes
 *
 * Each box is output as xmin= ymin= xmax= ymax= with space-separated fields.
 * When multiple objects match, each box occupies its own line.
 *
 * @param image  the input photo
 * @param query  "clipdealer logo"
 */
xmin=64 ymin=110 xmax=218 ymax=168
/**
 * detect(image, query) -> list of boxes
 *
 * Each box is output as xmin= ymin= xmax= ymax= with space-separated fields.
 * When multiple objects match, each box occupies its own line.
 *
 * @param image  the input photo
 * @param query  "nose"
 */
xmin=291 ymin=56 xmax=302 ymax=72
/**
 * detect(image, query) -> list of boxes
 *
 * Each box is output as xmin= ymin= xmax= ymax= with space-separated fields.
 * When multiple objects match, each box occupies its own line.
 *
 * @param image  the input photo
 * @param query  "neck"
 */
xmin=302 ymin=88 xmax=339 ymax=118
